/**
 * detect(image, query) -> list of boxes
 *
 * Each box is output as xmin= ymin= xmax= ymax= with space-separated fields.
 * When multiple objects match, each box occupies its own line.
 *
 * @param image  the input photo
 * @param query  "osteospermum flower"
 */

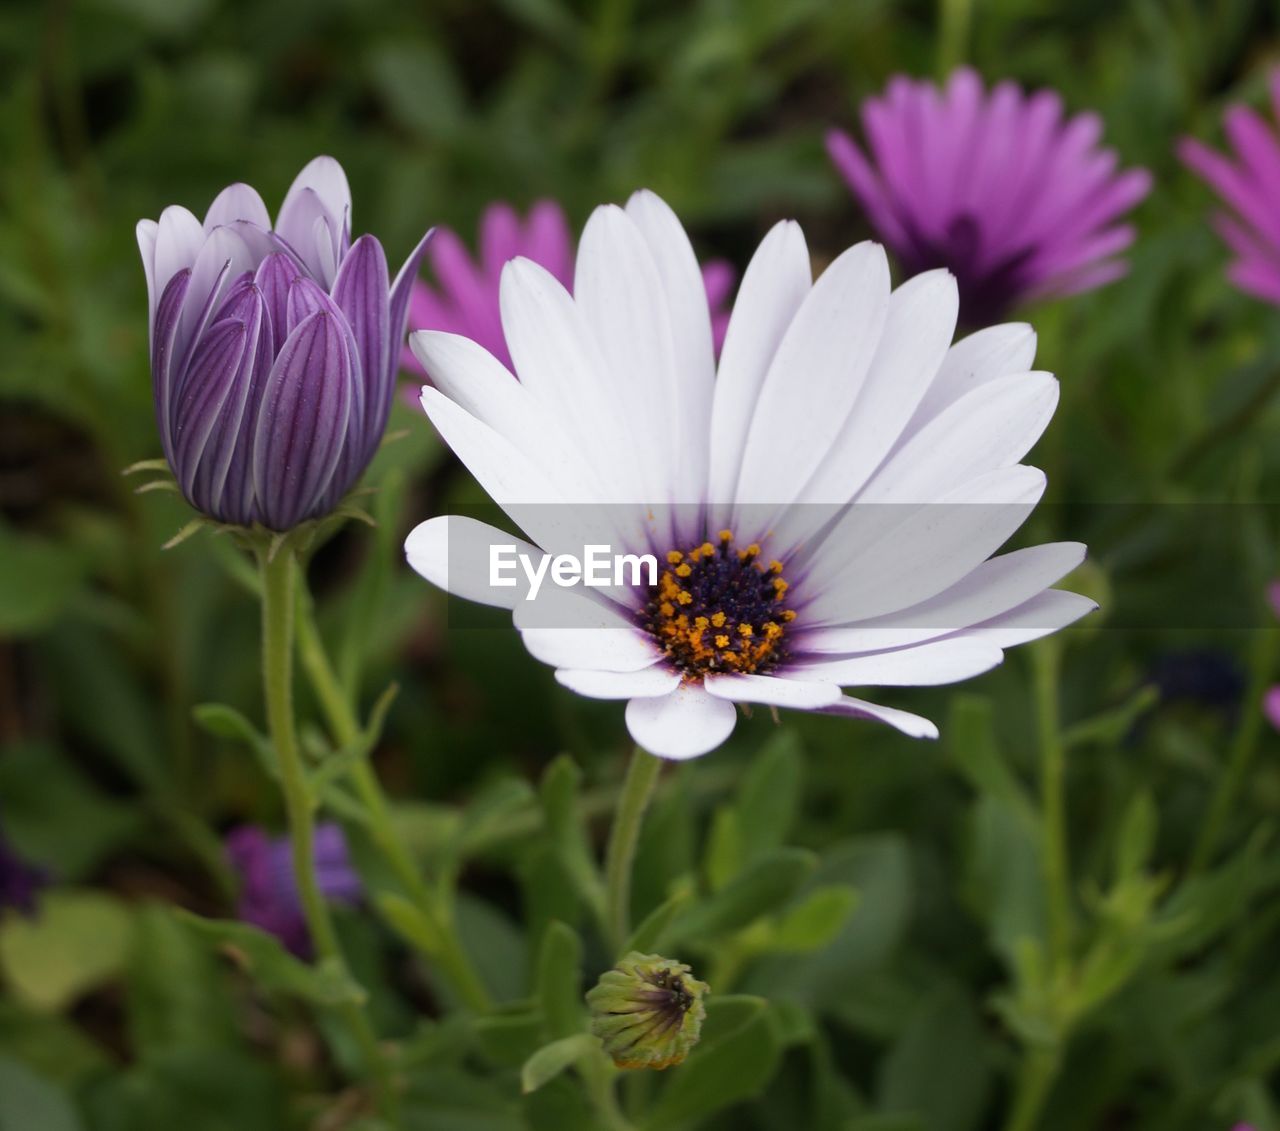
xmin=404 ymin=199 xmax=735 ymax=378
xmin=827 ymin=68 xmax=1152 ymax=325
xmin=403 ymin=192 xmax=1094 ymax=759
xmin=226 ymin=824 xmax=361 ymax=956
xmin=1179 ymin=72 xmax=1280 ymax=305
xmin=136 ymin=157 xmax=431 ymax=531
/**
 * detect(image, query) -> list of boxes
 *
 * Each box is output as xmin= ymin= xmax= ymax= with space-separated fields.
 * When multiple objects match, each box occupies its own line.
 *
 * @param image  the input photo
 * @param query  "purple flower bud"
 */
xmin=225 ymin=823 xmax=362 ymax=957
xmin=827 ymin=68 xmax=1151 ymax=325
xmin=137 ymin=157 xmax=433 ymax=530
xmin=404 ymin=198 xmax=734 ymax=381
xmin=0 ymin=818 xmax=47 ymax=918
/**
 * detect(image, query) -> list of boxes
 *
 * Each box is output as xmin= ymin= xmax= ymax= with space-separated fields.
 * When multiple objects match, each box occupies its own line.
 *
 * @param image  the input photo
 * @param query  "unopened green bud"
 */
xmin=586 ymin=952 xmax=708 ymax=1070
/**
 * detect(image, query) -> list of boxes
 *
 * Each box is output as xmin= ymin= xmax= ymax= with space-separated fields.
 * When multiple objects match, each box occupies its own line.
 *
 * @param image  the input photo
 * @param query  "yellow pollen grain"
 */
xmin=770 ymin=560 xmax=784 ymax=574
xmin=772 ymin=578 xmax=789 ymax=596
xmin=694 ymin=616 xmax=709 ymax=630
xmin=718 ymin=529 xmax=733 ymax=542
xmin=738 ymin=623 xmax=754 ymax=637
xmin=763 ymin=622 xmax=783 ymax=640
xmin=710 ymin=611 xmax=727 ymax=628
xmin=675 ymin=563 xmax=692 ymax=577
xmin=714 ymin=634 xmax=730 ymax=649
xmin=659 ymin=601 xmax=675 ymax=617
xmin=666 ymin=550 xmax=684 ymax=564
xmin=780 ymin=609 xmax=796 ymax=622
xmin=676 ymin=591 xmax=693 ymax=605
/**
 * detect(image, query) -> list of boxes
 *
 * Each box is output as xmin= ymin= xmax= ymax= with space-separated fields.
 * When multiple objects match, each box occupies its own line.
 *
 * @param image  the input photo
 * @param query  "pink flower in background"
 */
xmin=827 ymin=67 xmax=1151 ymax=325
xmin=1180 ymin=71 xmax=1280 ymax=305
xmin=404 ymin=200 xmax=735 ymax=379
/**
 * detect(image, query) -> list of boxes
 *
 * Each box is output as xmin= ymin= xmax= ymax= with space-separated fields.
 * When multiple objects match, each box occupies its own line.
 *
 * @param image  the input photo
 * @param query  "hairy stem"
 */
xmin=603 ymin=746 xmax=663 ymax=952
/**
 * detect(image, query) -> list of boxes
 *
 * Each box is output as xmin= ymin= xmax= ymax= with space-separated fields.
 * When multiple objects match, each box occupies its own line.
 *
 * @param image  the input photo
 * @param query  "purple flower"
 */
xmin=0 ymin=819 xmax=47 ymax=917
xmin=225 ymin=823 xmax=361 ymax=957
xmin=827 ymin=68 xmax=1151 ymax=325
xmin=404 ymin=199 xmax=735 ymax=379
xmin=1180 ymin=72 xmax=1280 ymax=306
xmin=137 ymin=157 xmax=432 ymax=531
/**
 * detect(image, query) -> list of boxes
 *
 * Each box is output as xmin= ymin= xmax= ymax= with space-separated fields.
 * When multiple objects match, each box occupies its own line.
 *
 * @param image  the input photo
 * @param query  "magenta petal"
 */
xmin=252 ymin=309 xmax=354 ymax=530
xmin=1264 ymin=686 xmax=1280 ymax=732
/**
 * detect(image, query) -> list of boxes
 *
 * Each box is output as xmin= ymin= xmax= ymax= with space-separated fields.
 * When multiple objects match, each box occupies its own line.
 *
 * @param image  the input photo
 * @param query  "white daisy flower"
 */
xmin=404 ymin=191 xmax=1094 ymax=760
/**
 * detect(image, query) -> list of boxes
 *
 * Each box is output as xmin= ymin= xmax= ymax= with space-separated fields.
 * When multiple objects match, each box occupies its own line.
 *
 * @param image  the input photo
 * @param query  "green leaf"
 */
xmin=535 ymin=920 xmax=583 ymax=1040
xmin=735 ymin=732 xmax=803 ymax=862
xmin=623 ymin=890 xmax=691 ymax=955
xmin=520 ymin=1033 xmax=599 ymax=1095
xmin=945 ymin=696 xmax=1033 ymax=817
xmin=0 ymin=890 xmax=134 ymax=1013
xmin=472 ymin=1009 xmax=545 ymax=1068
xmin=962 ymin=796 xmax=1045 ymax=967
xmin=667 ymin=847 xmax=816 ymax=945
xmin=767 ymin=885 xmax=859 ymax=953
xmin=126 ymin=904 xmax=238 ymax=1057
xmin=702 ymin=806 xmax=742 ymax=891
xmin=192 ymin=703 xmax=273 ymax=776
xmin=375 ymin=892 xmax=447 ymax=958
xmin=0 ymin=524 xmax=87 ymax=638
xmin=538 ymin=756 xmax=605 ymax=922
xmin=1114 ymin=790 xmax=1158 ymax=880
xmin=876 ymin=986 xmax=992 ymax=1131
xmin=0 ymin=1056 xmax=84 ymax=1131
xmin=176 ymin=912 xmax=366 ymax=1007
xmin=642 ymin=997 xmax=781 ymax=1129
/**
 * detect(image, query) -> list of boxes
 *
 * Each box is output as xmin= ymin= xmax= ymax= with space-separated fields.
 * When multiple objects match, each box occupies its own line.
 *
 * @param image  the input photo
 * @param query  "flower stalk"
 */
xmin=257 ymin=540 xmax=396 ymax=1117
xmin=292 ymin=567 xmax=492 ymax=1012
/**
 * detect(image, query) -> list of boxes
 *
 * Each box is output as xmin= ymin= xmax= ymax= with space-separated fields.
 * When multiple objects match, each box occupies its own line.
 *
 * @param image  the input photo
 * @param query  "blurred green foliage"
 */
xmin=2 ymin=0 xmax=1280 ymax=1129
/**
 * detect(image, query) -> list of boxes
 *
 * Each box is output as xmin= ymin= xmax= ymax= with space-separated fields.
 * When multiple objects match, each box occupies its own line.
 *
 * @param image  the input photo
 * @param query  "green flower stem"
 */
xmin=1003 ymin=1047 xmax=1061 ymax=1131
xmin=603 ymin=746 xmax=663 ymax=952
xmin=257 ymin=544 xmax=396 ymax=1118
xmin=1191 ymin=621 xmax=1279 ymax=871
xmin=1032 ymin=637 xmax=1073 ymax=973
xmin=293 ymin=573 xmax=492 ymax=1013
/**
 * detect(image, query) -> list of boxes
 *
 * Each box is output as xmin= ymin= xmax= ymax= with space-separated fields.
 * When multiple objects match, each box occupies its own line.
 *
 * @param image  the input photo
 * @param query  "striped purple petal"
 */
xmin=252 ymin=307 xmax=354 ymax=531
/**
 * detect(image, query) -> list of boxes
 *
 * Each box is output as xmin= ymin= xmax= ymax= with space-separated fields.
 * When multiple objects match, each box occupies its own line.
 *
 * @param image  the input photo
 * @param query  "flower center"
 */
xmin=640 ymin=530 xmax=794 ymax=678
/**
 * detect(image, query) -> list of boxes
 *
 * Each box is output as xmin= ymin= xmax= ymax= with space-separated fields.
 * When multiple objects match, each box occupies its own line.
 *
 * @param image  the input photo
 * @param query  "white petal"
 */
xmin=801 ymin=465 xmax=1046 ymax=624
xmin=910 ymin=322 xmax=1038 ymax=430
xmin=555 ymin=665 xmax=679 ymax=700
xmin=733 ymin=242 xmax=891 ymax=517
xmin=793 ymin=637 xmax=1005 ymax=687
xmin=625 ymin=189 xmax=716 ymax=398
xmin=278 ymin=156 xmax=351 ymax=237
xmin=625 ymin=684 xmax=738 ymax=760
xmin=136 ymin=219 xmax=159 ymax=331
xmin=404 ymin=514 xmax=543 ymax=610
xmin=515 ymin=583 xmax=656 ymax=670
xmin=500 ymin=257 xmax=647 ymax=504
xmin=707 ymin=221 xmax=810 ymax=511
xmin=858 ymin=373 xmax=1058 ymax=504
xmin=801 ymin=541 xmax=1087 ymax=653
xmin=204 ymin=183 xmax=271 ymax=232
xmin=704 ymin=673 xmax=842 ymax=709
xmin=410 ymin=331 xmax=604 ymax=502
xmin=574 ymin=205 xmax=684 ymax=510
xmin=798 ymin=269 xmax=958 ymax=506
xmin=153 ymin=205 xmax=205 ymax=295
xmin=819 ymin=695 xmax=939 ymax=739
xmin=956 ymin=589 xmax=1097 ymax=648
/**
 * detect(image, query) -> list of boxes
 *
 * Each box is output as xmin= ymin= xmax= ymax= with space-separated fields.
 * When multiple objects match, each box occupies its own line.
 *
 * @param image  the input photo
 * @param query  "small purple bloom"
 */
xmin=1180 ymin=72 xmax=1280 ymax=306
xmin=405 ymin=199 xmax=735 ymax=379
xmin=225 ymin=823 xmax=361 ymax=957
xmin=827 ymin=67 xmax=1152 ymax=325
xmin=137 ymin=157 xmax=432 ymax=531
xmin=0 ymin=818 xmax=47 ymax=917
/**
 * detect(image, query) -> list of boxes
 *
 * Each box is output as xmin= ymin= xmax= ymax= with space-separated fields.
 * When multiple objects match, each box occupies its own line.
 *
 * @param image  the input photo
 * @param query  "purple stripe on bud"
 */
xmin=252 ymin=308 xmax=354 ymax=530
